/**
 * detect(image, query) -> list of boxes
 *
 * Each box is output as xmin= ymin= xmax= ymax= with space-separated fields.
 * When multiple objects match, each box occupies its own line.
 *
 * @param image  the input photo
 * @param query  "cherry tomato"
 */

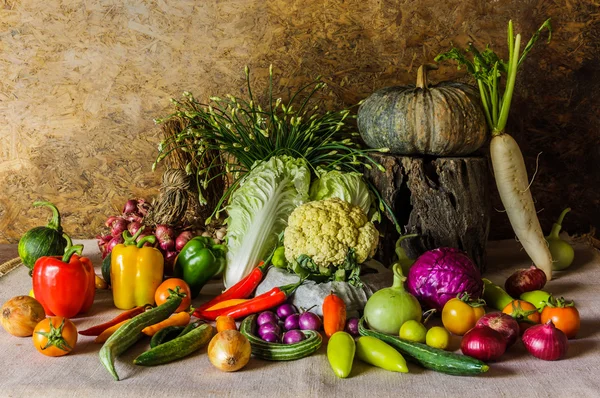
xmin=155 ymin=278 xmax=192 ymax=313
xmin=33 ymin=317 xmax=77 ymax=357
xmin=502 ymin=299 xmax=540 ymax=333
xmin=441 ymin=295 xmax=486 ymax=336
xmin=541 ymin=298 xmax=580 ymax=339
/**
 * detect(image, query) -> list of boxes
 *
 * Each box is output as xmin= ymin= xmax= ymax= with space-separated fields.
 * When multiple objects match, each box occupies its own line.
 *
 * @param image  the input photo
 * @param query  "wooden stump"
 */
xmin=365 ymin=153 xmax=491 ymax=272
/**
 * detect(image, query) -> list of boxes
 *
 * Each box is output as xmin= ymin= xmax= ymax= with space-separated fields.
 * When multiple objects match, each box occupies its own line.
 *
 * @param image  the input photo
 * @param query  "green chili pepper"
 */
xmin=482 ymin=278 xmax=514 ymax=311
xmin=174 ymin=236 xmax=227 ymax=298
xmin=327 ymin=331 xmax=355 ymax=378
xmin=356 ymin=336 xmax=408 ymax=373
xmin=271 ymin=246 xmax=287 ymax=268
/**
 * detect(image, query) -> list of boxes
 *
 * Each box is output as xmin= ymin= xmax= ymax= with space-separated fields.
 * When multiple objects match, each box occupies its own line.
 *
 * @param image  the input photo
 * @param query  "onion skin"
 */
xmin=476 ymin=312 xmax=520 ymax=348
xmin=155 ymin=225 xmax=176 ymax=252
xmin=207 ymin=330 xmax=251 ymax=372
xmin=522 ymin=320 xmax=568 ymax=361
xmin=460 ymin=325 xmax=507 ymax=361
xmin=175 ymin=231 xmax=194 ymax=252
xmin=1 ymin=296 xmax=46 ymax=337
xmin=504 ymin=266 xmax=547 ymax=298
xmin=122 ymin=199 xmax=139 ymax=215
xmin=109 ymin=218 xmax=129 ymax=238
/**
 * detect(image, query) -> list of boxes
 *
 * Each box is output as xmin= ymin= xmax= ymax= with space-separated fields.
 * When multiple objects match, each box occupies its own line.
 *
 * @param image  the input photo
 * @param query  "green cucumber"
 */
xmin=240 ymin=314 xmax=322 ymax=361
xmin=134 ymin=323 xmax=214 ymax=366
xmin=358 ymin=317 xmax=488 ymax=376
xmin=99 ymin=296 xmax=182 ymax=380
xmin=150 ymin=325 xmax=186 ymax=348
xmin=102 ymin=253 xmax=112 ymax=287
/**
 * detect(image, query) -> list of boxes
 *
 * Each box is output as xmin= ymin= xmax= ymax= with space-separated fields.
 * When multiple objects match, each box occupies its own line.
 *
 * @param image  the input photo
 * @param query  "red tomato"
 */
xmin=155 ymin=278 xmax=192 ymax=312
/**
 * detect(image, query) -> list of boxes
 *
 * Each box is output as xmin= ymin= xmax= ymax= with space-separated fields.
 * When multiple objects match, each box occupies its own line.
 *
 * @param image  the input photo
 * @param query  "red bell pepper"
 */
xmin=32 ymin=240 xmax=95 ymax=318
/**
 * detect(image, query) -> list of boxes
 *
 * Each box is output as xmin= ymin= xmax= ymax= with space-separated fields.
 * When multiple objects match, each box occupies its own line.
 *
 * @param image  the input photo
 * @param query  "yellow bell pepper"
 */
xmin=111 ymin=230 xmax=164 ymax=310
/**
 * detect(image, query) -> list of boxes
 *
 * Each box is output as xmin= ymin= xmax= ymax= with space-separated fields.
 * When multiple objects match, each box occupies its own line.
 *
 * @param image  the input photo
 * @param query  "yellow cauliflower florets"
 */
xmin=283 ymin=197 xmax=379 ymax=266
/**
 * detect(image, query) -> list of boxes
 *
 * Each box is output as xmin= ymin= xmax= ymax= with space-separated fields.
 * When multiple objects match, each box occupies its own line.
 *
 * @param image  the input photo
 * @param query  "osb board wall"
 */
xmin=0 ymin=0 xmax=598 ymax=243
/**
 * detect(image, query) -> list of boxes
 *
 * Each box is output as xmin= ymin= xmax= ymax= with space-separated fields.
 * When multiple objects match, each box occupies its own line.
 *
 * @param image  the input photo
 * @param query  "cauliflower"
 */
xmin=283 ymin=198 xmax=379 ymax=285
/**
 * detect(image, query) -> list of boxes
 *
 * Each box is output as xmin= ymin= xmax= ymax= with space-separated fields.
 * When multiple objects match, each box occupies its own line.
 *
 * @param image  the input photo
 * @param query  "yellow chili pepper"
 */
xmin=111 ymin=230 xmax=164 ymax=310
xmin=206 ymin=299 xmax=250 ymax=311
xmin=142 ymin=311 xmax=191 ymax=336
xmin=94 ymin=319 xmax=130 ymax=343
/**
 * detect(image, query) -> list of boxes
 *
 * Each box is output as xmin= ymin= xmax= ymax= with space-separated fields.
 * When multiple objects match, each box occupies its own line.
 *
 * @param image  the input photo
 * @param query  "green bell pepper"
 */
xmin=173 ymin=236 xmax=227 ymax=298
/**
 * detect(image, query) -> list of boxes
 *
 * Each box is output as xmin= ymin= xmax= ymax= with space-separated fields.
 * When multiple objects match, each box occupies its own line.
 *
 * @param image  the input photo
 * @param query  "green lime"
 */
xmin=426 ymin=326 xmax=451 ymax=350
xmin=399 ymin=320 xmax=427 ymax=343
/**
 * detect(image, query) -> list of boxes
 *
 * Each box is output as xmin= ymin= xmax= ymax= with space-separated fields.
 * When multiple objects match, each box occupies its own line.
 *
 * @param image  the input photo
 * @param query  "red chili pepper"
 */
xmin=195 ymin=261 xmax=269 ymax=313
xmin=78 ymin=305 xmax=148 ymax=336
xmin=195 ymin=280 xmax=302 ymax=321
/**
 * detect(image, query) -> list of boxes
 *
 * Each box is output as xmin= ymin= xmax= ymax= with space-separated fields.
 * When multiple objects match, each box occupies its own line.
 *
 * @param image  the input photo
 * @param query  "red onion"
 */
xmin=175 ymin=231 xmax=194 ymax=251
xmin=123 ymin=214 xmax=143 ymax=223
xmin=284 ymin=314 xmax=300 ymax=331
xmin=164 ymin=250 xmax=178 ymax=268
xmin=276 ymin=303 xmax=297 ymax=319
xmin=460 ymin=325 xmax=507 ymax=361
xmin=298 ymin=312 xmax=322 ymax=331
xmin=136 ymin=198 xmax=150 ymax=216
xmin=110 ymin=218 xmax=129 ymax=238
xmin=123 ymin=199 xmax=139 ymax=214
xmin=522 ymin=320 xmax=568 ymax=361
xmin=127 ymin=221 xmax=143 ymax=236
xmin=476 ymin=312 xmax=520 ymax=348
xmin=261 ymin=331 xmax=280 ymax=343
xmin=106 ymin=235 xmax=124 ymax=254
xmin=258 ymin=322 xmax=281 ymax=338
xmin=257 ymin=311 xmax=278 ymax=326
xmin=283 ymin=330 xmax=306 ymax=344
xmin=104 ymin=216 xmax=119 ymax=228
xmin=155 ymin=224 xmax=176 ymax=252
xmin=504 ymin=265 xmax=547 ymax=298
xmin=345 ymin=317 xmax=360 ymax=337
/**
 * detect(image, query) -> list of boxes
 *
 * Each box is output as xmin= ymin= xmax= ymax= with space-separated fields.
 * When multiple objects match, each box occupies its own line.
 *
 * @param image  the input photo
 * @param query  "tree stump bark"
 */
xmin=365 ymin=153 xmax=490 ymax=272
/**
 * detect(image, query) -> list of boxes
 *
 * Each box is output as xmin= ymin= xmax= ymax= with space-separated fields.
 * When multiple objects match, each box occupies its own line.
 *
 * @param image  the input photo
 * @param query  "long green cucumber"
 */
xmin=240 ymin=314 xmax=322 ymax=361
xmin=134 ymin=323 xmax=214 ymax=366
xmin=99 ymin=296 xmax=182 ymax=380
xmin=358 ymin=317 xmax=488 ymax=376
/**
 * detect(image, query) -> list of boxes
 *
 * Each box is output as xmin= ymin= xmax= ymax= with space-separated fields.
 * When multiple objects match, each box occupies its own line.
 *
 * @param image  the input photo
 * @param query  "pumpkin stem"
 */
xmin=416 ymin=64 xmax=439 ymax=89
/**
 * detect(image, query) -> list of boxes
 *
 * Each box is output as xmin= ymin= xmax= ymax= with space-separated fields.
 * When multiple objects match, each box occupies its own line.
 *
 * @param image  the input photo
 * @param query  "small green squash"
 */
xmin=18 ymin=201 xmax=69 ymax=273
xmin=357 ymin=64 xmax=487 ymax=156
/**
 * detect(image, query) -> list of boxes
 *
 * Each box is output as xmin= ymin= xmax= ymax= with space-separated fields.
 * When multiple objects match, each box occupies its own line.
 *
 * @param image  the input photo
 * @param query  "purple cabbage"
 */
xmin=406 ymin=247 xmax=483 ymax=312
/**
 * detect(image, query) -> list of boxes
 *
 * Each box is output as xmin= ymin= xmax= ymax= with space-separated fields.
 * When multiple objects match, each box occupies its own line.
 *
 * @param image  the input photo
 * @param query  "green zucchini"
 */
xmin=240 ymin=314 xmax=322 ymax=361
xmin=134 ymin=323 xmax=214 ymax=366
xmin=150 ymin=325 xmax=186 ymax=348
xmin=99 ymin=296 xmax=182 ymax=380
xmin=102 ymin=253 xmax=112 ymax=287
xmin=358 ymin=317 xmax=488 ymax=376
xmin=18 ymin=201 xmax=69 ymax=272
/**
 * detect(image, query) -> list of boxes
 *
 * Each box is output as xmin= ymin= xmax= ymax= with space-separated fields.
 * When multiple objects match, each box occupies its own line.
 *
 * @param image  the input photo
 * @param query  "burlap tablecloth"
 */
xmin=0 ymin=239 xmax=598 ymax=398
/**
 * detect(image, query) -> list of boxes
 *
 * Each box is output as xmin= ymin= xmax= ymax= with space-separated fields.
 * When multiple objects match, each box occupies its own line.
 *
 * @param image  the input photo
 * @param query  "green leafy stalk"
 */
xmin=154 ymin=66 xmax=393 ymax=228
xmin=435 ymin=19 xmax=551 ymax=135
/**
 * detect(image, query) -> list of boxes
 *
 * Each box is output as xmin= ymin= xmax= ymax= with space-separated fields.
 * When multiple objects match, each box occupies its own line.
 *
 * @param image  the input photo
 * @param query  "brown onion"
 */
xmin=504 ymin=265 xmax=547 ymax=298
xmin=460 ymin=325 xmax=507 ymax=361
xmin=1 ymin=296 xmax=46 ymax=337
xmin=522 ymin=320 xmax=568 ymax=361
xmin=207 ymin=330 xmax=251 ymax=372
xmin=476 ymin=312 xmax=520 ymax=348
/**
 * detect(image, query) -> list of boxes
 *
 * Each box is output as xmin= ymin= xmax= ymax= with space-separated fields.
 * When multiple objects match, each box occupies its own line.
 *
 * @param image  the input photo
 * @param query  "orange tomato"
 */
xmin=216 ymin=315 xmax=237 ymax=333
xmin=541 ymin=300 xmax=580 ymax=339
xmin=502 ymin=299 xmax=540 ymax=333
xmin=32 ymin=317 xmax=77 ymax=357
xmin=155 ymin=278 xmax=192 ymax=313
xmin=441 ymin=297 xmax=486 ymax=336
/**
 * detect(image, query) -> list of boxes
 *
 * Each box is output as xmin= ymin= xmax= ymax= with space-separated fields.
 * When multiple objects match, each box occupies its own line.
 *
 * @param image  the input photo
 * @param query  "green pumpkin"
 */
xmin=357 ymin=64 xmax=487 ymax=156
xmin=18 ymin=201 xmax=69 ymax=273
